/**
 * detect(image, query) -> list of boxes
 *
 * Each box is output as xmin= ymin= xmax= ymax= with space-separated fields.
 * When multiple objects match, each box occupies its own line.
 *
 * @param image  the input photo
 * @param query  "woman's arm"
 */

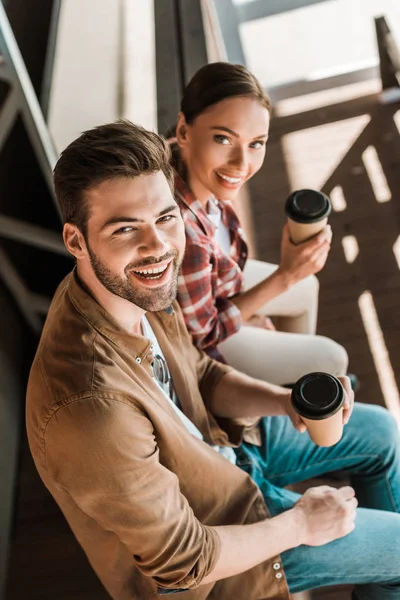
xmin=232 ymin=224 xmax=332 ymax=322
xmin=177 ymin=241 xmax=243 ymax=350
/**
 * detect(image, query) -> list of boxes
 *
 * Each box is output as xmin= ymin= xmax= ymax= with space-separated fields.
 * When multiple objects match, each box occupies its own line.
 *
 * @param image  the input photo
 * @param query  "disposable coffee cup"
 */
xmin=285 ymin=189 xmax=332 ymax=244
xmin=291 ymin=372 xmax=345 ymax=447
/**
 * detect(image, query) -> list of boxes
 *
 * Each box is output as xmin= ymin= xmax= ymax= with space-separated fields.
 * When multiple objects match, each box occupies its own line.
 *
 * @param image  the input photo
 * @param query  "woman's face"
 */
xmin=177 ymin=96 xmax=270 ymax=203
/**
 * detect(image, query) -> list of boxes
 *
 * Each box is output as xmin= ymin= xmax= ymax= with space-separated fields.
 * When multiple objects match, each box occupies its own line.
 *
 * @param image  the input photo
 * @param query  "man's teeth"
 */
xmin=132 ymin=264 xmax=168 ymax=275
xmin=216 ymin=172 xmax=241 ymax=184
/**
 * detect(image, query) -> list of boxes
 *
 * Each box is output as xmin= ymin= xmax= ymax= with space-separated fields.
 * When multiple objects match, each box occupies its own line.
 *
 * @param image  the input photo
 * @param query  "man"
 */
xmin=26 ymin=121 xmax=400 ymax=600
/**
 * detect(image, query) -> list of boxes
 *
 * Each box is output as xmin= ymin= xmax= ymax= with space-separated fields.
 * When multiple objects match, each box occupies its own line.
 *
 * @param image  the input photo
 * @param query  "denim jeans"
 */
xmin=235 ymin=403 xmax=400 ymax=599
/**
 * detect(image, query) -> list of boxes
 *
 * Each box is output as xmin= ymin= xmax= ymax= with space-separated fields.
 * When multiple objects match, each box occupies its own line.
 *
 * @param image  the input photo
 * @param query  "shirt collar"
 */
xmin=66 ymin=269 xmax=174 ymax=355
xmin=175 ymin=172 xmax=221 ymax=237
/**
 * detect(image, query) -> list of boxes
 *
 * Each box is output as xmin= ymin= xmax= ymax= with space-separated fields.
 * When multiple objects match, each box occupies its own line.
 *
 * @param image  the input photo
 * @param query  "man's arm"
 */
xmin=45 ymin=395 xmax=357 ymax=591
xmin=202 ymin=485 xmax=358 ymax=585
xmin=208 ymin=368 xmax=295 ymax=420
xmin=207 ymin=368 xmax=354 ymax=429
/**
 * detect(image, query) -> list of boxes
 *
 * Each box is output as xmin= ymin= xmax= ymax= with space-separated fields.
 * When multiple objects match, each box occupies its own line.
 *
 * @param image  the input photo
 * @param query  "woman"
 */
xmin=172 ymin=62 xmax=349 ymax=385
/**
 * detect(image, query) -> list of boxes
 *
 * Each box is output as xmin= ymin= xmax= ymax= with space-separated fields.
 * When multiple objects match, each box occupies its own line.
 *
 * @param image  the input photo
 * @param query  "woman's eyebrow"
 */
xmin=210 ymin=126 xmax=268 ymax=139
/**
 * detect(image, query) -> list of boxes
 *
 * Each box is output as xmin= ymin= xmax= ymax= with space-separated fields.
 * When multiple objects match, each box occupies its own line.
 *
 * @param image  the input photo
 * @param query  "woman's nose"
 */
xmin=228 ymin=146 xmax=248 ymax=172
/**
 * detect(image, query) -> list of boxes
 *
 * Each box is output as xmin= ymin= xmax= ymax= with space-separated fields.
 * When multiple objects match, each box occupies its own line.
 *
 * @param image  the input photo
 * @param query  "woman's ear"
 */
xmin=63 ymin=223 xmax=87 ymax=261
xmin=176 ymin=112 xmax=188 ymax=147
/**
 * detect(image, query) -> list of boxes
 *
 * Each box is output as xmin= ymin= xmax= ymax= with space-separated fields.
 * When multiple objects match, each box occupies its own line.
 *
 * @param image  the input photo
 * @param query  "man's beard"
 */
xmin=86 ymin=243 xmax=181 ymax=312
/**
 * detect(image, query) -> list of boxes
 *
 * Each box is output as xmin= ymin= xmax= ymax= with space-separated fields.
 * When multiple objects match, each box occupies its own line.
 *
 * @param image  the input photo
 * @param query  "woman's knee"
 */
xmin=312 ymin=335 xmax=349 ymax=376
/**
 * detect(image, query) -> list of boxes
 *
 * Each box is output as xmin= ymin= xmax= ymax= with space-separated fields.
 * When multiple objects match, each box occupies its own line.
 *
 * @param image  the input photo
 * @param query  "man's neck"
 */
xmin=77 ymin=264 xmax=145 ymax=334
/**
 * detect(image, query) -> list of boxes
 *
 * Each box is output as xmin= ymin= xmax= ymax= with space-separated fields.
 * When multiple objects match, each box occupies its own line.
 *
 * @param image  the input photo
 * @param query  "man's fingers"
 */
xmin=337 ymin=486 xmax=356 ymax=501
xmin=347 ymin=497 xmax=358 ymax=511
xmin=339 ymin=375 xmax=353 ymax=398
xmin=296 ymin=420 xmax=307 ymax=433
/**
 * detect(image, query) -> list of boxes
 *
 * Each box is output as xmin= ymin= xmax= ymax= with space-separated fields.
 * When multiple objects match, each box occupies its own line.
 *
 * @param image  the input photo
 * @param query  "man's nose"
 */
xmin=137 ymin=226 xmax=169 ymax=256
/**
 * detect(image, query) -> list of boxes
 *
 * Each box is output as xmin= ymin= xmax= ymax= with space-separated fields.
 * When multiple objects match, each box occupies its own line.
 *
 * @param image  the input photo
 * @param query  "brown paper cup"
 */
xmin=287 ymin=216 xmax=328 ymax=245
xmin=302 ymin=407 xmax=344 ymax=447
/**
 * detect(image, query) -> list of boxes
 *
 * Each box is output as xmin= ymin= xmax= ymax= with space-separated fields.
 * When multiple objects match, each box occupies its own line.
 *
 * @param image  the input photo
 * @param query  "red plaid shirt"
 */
xmin=175 ymin=173 xmax=248 ymax=361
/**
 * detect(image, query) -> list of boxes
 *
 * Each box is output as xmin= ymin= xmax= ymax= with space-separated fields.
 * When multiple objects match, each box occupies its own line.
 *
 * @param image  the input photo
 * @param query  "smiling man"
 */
xmin=26 ymin=121 xmax=400 ymax=600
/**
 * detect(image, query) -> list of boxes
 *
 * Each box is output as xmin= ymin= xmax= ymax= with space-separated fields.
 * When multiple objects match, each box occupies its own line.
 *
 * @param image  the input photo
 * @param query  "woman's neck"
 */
xmin=186 ymin=172 xmax=214 ymax=212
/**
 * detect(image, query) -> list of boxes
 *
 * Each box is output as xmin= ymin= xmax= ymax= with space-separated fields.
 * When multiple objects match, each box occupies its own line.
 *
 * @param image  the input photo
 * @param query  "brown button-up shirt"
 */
xmin=26 ymin=271 xmax=289 ymax=600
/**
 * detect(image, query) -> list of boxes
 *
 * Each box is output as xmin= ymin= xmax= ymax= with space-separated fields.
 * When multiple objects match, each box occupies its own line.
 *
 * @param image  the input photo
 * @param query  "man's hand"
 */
xmin=292 ymin=485 xmax=358 ymax=547
xmin=277 ymin=224 xmax=332 ymax=287
xmin=338 ymin=375 xmax=355 ymax=424
xmin=284 ymin=375 xmax=355 ymax=431
xmin=284 ymin=393 xmax=307 ymax=433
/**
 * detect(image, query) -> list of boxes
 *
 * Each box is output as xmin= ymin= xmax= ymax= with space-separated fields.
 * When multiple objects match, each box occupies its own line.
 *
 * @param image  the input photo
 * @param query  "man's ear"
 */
xmin=63 ymin=223 xmax=87 ymax=260
xmin=176 ymin=112 xmax=189 ymax=148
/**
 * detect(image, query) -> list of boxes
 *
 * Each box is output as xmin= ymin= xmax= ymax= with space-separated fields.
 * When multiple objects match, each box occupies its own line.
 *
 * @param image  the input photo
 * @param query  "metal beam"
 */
xmin=0 ymin=1 xmax=59 ymax=215
xmin=375 ymin=15 xmax=400 ymax=90
xmin=0 ymin=246 xmax=42 ymax=333
xmin=0 ymin=88 xmax=18 ymax=152
xmin=178 ymin=0 xmax=208 ymax=83
xmin=0 ymin=215 xmax=68 ymax=256
xmin=154 ymin=0 xmax=183 ymax=134
xmin=236 ymin=0 xmax=332 ymax=23
xmin=209 ymin=0 xmax=245 ymax=65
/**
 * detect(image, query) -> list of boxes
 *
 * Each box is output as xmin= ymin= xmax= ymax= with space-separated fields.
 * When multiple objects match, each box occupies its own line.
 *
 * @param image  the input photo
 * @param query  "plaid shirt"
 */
xmin=175 ymin=173 xmax=248 ymax=361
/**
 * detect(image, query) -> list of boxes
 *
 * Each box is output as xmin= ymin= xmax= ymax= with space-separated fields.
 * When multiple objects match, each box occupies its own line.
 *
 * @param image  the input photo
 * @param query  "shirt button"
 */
xmin=136 ymin=357 xmax=142 ymax=364
xmin=275 ymin=572 xmax=283 ymax=580
xmin=150 ymin=345 xmax=154 ymax=352
xmin=273 ymin=563 xmax=281 ymax=570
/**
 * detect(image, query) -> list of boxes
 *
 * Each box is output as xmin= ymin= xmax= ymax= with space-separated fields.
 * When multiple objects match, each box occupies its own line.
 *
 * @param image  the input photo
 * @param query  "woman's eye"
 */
xmin=250 ymin=140 xmax=265 ymax=149
xmin=214 ymin=134 xmax=231 ymax=145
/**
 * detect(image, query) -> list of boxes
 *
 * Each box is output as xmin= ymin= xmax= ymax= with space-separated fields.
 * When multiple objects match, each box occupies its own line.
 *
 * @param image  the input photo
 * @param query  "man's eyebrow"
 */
xmin=159 ymin=204 xmax=180 ymax=217
xmin=210 ymin=126 xmax=268 ymax=140
xmin=100 ymin=204 xmax=179 ymax=231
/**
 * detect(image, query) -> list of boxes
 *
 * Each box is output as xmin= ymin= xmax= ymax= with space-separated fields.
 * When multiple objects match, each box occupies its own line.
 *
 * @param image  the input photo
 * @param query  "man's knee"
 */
xmin=355 ymin=404 xmax=399 ymax=461
xmin=368 ymin=405 xmax=399 ymax=454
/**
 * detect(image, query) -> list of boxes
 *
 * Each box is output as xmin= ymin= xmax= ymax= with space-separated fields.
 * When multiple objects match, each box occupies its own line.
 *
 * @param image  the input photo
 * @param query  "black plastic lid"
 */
xmin=291 ymin=372 xmax=344 ymax=420
xmin=285 ymin=189 xmax=332 ymax=224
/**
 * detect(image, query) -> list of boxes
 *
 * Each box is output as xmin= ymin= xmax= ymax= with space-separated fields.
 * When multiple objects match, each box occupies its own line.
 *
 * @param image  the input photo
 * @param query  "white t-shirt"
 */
xmin=207 ymin=198 xmax=231 ymax=256
xmin=141 ymin=316 xmax=236 ymax=465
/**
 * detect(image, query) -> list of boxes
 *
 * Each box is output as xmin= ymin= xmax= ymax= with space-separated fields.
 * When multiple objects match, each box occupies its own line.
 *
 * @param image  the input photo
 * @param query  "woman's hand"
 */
xmin=245 ymin=314 xmax=276 ymax=330
xmin=277 ymin=224 xmax=332 ymax=287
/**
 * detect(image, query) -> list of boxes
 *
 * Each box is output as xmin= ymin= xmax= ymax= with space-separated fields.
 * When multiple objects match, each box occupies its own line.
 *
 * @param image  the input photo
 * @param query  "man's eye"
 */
xmin=250 ymin=140 xmax=265 ymax=149
xmin=158 ymin=215 xmax=176 ymax=224
xmin=114 ymin=226 xmax=134 ymax=234
xmin=214 ymin=134 xmax=230 ymax=145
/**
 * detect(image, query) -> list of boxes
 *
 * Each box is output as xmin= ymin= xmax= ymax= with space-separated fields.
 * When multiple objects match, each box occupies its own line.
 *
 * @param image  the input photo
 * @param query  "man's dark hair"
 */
xmin=53 ymin=120 xmax=174 ymax=236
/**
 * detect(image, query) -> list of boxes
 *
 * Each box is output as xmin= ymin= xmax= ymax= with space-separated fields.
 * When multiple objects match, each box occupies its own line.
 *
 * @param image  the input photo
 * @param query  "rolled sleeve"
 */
xmin=45 ymin=396 xmax=221 ymax=591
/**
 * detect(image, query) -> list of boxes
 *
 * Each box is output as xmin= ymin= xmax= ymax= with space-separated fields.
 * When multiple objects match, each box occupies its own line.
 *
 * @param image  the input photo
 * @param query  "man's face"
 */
xmin=82 ymin=172 xmax=185 ymax=312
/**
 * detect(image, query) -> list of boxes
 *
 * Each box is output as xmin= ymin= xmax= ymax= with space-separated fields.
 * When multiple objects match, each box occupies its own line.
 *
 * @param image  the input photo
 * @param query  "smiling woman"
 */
xmin=172 ymin=62 xmax=350 ymax=386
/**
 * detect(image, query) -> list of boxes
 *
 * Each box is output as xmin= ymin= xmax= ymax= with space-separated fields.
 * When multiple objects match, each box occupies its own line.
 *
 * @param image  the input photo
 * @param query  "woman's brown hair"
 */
xmin=180 ymin=62 xmax=270 ymax=124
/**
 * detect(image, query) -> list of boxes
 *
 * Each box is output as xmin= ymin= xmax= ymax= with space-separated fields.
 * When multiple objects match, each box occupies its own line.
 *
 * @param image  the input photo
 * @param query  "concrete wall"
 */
xmin=48 ymin=0 xmax=157 ymax=153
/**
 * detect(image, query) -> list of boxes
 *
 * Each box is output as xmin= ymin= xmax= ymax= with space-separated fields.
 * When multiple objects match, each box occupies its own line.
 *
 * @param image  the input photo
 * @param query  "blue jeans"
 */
xmin=235 ymin=403 xmax=400 ymax=599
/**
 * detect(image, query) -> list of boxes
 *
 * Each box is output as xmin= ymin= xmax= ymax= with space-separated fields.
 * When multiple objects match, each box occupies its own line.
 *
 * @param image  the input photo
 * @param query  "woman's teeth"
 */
xmin=216 ymin=172 xmax=241 ymax=184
